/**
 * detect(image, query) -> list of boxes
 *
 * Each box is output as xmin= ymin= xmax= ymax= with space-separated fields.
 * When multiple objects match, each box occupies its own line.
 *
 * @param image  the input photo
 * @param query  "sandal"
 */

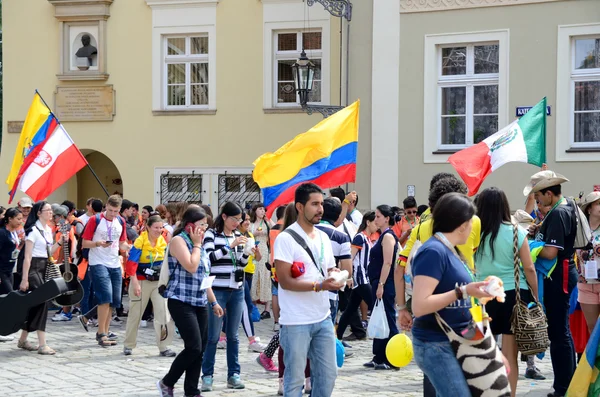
xmin=17 ymin=340 xmax=38 ymax=351
xmin=96 ymin=333 xmax=117 ymax=347
xmin=38 ymin=345 xmax=56 ymax=355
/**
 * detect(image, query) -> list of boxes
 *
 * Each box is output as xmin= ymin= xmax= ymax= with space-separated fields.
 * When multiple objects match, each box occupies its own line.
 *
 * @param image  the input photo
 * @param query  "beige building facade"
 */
xmin=1 ymin=0 xmax=346 ymax=208
xmin=2 ymin=0 xmax=599 ymax=212
xmin=351 ymin=0 xmax=600 ymax=210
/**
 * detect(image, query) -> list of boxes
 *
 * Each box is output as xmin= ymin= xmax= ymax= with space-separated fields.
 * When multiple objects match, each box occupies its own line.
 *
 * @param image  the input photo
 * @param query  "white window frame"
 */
xmin=262 ymin=0 xmax=331 ymax=109
xmin=147 ymin=0 xmax=218 ymax=112
xmin=556 ymin=23 xmax=600 ymax=161
xmin=437 ymin=43 xmax=500 ymax=150
xmin=273 ymin=30 xmax=323 ymax=107
xmin=163 ymin=35 xmax=210 ymax=110
xmin=423 ymin=30 xmax=509 ymax=163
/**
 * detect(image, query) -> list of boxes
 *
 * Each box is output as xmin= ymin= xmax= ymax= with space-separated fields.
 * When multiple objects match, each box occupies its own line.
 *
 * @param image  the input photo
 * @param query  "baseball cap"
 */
xmin=18 ymin=197 xmax=33 ymax=208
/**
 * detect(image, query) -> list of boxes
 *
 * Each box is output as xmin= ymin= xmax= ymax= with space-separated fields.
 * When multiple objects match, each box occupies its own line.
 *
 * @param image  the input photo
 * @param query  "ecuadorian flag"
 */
xmin=6 ymin=93 xmax=59 ymax=202
xmin=567 ymin=314 xmax=600 ymax=396
xmin=253 ymin=101 xmax=359 ymax=216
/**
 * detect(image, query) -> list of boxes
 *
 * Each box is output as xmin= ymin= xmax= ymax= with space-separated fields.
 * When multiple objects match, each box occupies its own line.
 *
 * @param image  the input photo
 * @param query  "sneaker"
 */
xmin=52 ymin=313 xmax=72 ymax=322
xmin=91 ymin=318 xmax=99 ymax=327
xmin=374 ymin=362 xmax=399 ymax=371
xmin=123 ymin=347 xmax=132 ymax=355
xmin=227 ymin=374 xmax=245 ymax=389
xmin=160 ymin=349 xmax=177 ymax=357
xmin=156 ymin=380 xmax=174 ymax=397
xmin=525 ymin=367 xmax=546 ymax=380
xmin=107 ymin=332 xmax=118 ymax=341
xmin=0 ymin=335 xmax=14 ymax=342
xmin=260 ymin=311 xmax=271 ymax=320
xmin=273 ymin=322 xmax=280 ymax=332
xmin=304 ymin=377 xmax=312 ymax=394
xmin=139 ymin=320 xmax=148 ymax=328
xmin=341 ymin=341 xmax=353 ymax=349
xmin=277 ymin=378 xmax=284 ymax=395
xmin=217 ymin=336 xmax=227 ymax=349
xmin=343 ymin=333 xmax=366 ymax=342
xmin=72 ymin=307 xmax=81 ymax=315
xmin=78 ymin=315 xmax=89 ymax=332
xmin=256 ymin=352 xmax=278 ymax=372
xmin=248 ymin=340 xmax=266 ymax=353
xmin=361 ymin=320 xmax=368 ymax=329
xmin=201 ymin=376 xmax=213 ymax=392
xmin=111 ymin=317 xmax=123 ymax=327
xmin=363 ymin=360 xmax=375 ymax=368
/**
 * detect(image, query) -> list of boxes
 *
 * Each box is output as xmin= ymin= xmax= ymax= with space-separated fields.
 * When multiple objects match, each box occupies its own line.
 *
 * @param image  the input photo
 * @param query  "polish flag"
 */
xmin=17 ymin=124 xmax=88 ymax=201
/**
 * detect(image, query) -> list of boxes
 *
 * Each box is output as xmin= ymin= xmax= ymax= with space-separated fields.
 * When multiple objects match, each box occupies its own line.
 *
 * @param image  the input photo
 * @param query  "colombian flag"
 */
xmin=5 ymin=93 xmax=58 ymax=202
xmin=253 ymin=101 xmax=359 ymax=216
xmin=567 ymin=314 xmax=600 ymax=396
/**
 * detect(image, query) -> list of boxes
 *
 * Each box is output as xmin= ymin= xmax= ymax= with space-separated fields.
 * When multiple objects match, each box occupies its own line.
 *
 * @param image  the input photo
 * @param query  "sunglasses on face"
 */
xmin=405 ymin=210 xmax=417 ymax=215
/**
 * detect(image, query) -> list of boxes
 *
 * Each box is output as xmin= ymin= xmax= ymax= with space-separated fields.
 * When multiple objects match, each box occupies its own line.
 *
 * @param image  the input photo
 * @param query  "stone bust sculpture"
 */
xmin=75 ymin=34 xmax=97 ymax=62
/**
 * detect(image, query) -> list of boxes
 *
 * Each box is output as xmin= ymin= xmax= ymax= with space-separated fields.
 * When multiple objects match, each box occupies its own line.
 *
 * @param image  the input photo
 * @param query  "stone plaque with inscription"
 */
xmin=7 ymin=121 xmax=25 ymax=133
xmin=55 ymin=85 xmax=115 ymax=121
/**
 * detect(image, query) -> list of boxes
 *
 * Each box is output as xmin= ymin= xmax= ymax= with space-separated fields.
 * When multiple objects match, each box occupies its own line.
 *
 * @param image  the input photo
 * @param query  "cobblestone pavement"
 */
xmin=0 ymin=303 xmax=556 ymax=397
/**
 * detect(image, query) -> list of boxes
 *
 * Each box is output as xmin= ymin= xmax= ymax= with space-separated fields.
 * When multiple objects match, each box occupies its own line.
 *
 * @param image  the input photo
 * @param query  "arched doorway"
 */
xmin=76 ymin=150 xmax=123 ymax=207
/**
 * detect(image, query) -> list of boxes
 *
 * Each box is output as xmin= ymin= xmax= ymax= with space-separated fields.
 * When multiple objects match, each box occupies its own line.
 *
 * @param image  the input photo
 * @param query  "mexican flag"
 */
xmin=449 ymin=97 xmax=547 ymax=196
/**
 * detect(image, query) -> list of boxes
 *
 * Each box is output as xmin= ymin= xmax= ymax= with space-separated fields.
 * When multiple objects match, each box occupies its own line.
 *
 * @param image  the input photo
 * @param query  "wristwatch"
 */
xmin=210 ymin=301 xmax=218 ymax=308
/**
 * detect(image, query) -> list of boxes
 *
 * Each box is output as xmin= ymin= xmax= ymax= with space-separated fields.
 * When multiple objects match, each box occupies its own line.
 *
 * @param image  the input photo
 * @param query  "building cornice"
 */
xmin=400 ymin=0 xmax=567 ymax=13
xmin=145 ymin=0 xmax=219 ymax=7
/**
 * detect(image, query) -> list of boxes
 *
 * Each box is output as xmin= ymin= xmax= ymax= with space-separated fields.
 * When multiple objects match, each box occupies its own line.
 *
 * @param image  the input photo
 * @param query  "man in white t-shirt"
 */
xmin=82 ymin=195 xmax=130 ymax=347
xmin=274 ymin=183 xmax=344 ymax=397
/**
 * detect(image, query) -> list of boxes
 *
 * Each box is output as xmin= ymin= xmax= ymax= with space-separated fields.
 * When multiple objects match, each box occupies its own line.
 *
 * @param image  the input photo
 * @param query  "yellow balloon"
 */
xmin=386 ymin=333 xmax=414 ymax=367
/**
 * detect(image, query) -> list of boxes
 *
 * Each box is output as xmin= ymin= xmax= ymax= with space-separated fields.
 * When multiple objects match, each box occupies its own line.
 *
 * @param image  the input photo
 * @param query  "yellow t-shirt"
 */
xmin=244 ymin=231 xmax=256 ymax=274
xmin=399 ymin=215 xmax=481 ymax=270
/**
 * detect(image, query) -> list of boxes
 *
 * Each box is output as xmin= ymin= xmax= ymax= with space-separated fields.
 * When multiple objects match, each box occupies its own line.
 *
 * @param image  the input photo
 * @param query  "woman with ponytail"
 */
xmin=365 ymin=205 xmax=401 ymax=369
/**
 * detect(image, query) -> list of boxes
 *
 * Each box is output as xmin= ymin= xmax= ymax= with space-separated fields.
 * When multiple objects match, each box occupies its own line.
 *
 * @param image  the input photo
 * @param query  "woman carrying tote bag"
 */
xmin=411 ymin=193 xmax=511 ymax=397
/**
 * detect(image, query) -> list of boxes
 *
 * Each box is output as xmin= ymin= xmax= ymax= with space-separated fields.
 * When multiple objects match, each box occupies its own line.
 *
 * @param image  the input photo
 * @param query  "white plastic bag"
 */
xmin=367 ymin=299 xmax=390 ymax=339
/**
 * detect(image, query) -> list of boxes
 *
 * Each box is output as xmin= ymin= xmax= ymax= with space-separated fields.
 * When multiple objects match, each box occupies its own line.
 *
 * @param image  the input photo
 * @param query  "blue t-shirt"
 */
xmin=411 ymin=237 xmax=473 ymax=342
xmin=475 ymin=223 xmax=528 ymax=291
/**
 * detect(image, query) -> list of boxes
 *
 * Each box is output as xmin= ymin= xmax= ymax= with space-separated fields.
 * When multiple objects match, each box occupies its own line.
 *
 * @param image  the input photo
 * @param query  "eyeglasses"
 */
xmin=405 ymin=210 xmax=417 ymax=215
xmin=198 ymin=223 xmax=209 ymax=229
xmin=228 ymin=217 xmax=242 ymax=223
xmin=41 ymin=209 xmax=53 ymax=213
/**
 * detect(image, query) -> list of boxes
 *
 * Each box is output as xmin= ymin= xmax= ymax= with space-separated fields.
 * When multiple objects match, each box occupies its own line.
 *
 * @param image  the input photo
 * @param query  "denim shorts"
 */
xmin=90 ymin=265 xmax=122 ymax=307
xmin=272 ymin=283 xmax=278 ymax=297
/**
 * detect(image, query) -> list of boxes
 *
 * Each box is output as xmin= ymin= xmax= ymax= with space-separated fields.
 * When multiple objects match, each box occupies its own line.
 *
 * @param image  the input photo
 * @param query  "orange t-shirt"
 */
xmin=392 ymin=216 xmax=419 ymax=242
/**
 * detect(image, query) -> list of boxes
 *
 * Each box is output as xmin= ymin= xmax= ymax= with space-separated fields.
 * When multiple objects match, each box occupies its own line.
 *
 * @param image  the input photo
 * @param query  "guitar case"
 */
xmin=0 ymin=278 xmax=68 ymax=336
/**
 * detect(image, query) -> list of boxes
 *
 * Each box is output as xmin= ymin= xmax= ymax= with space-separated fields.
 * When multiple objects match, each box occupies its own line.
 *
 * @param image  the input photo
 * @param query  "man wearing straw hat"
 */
xmin=524 ymin=170 xmax=578 ymax=397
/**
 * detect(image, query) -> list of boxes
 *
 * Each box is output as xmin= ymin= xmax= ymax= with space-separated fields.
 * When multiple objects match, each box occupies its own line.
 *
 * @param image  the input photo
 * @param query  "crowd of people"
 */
xmin=0 ymin=164 xmax=595 ymax=397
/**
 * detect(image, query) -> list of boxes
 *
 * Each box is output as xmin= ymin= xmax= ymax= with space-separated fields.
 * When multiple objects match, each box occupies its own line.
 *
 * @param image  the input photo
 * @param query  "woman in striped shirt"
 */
xmin=201 ymin=202 xmax=253 ymax=391
xmin=336 ymin=211 xmax=377 ymax=341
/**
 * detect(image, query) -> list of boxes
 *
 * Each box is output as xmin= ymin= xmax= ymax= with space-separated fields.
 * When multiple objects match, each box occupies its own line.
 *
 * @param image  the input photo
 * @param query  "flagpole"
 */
xmin=34 ymin=89 xmax=111 ymax=199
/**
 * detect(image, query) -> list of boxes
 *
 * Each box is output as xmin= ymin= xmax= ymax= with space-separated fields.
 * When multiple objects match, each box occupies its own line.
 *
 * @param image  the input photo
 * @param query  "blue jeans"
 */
xmin=90 ymin=265 xmax=122 ymax=307
xmin=221 ymin=275 xmax=255 ymax=337
xmin=329 ymin=299 xmax=338 ymax=326
xmin=202 ymin=287 xmax=245 ymax=378
xmin=413 ymin=337 xmax=470 ymax=397
xmin=80 ymin=266 xmax=97 ymax=315
xmin=280 ymin=317 xmax=337 ymax=397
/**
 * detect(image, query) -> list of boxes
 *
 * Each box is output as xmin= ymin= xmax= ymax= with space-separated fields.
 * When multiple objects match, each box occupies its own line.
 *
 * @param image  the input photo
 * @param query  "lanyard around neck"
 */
xmin=435 ymin=232 xmax=474 ymax=282
xmin=181 ymin=232 xmax=210 ymax=275
xmin=544 ymin=197 xmax=564 ymax=219
xmin=224 ymin=234 xmax=238 ymax=268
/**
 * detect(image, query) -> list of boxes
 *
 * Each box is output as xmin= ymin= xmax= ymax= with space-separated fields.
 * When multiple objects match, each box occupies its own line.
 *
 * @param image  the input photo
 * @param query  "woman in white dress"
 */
xmin=249 ymin=203 xmax=273 ymax=319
